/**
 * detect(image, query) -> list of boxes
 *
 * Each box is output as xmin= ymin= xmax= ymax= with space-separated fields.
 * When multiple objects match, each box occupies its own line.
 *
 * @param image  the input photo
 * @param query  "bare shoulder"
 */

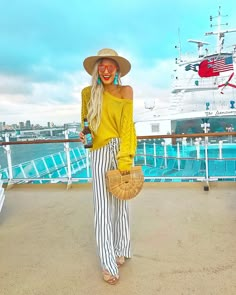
xmin=121 ymin=85 xmax=133 ymax=100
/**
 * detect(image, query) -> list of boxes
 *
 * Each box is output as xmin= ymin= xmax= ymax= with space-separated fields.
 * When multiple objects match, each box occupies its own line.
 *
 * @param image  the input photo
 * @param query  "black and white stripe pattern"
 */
xmin=90 ymin=138 xmax=131 ymax=276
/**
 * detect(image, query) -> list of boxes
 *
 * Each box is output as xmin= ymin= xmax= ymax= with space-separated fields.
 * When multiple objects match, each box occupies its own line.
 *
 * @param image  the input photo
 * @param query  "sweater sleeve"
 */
xmin=81 ymin=86 xmax=91 ymax=128
xmin=117 ymin=100 xmax=137 ymax=171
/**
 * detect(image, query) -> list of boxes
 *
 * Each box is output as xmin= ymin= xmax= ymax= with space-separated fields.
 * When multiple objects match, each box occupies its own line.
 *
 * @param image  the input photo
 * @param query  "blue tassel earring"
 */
xmin=97 ymin=76 xmax=101 ymax=85
xmin=113 ymin=73 xmax=119 ymax=85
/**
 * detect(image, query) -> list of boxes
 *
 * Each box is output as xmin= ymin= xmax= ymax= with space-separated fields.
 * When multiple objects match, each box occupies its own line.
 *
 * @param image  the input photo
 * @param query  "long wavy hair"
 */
xmin=87 ymin=59 xmax=121 ymax=133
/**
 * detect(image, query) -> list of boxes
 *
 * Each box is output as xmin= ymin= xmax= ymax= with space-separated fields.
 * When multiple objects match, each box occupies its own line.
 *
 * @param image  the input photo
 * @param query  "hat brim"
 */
xmin=83 ymin=55 xmax=131 ymax=77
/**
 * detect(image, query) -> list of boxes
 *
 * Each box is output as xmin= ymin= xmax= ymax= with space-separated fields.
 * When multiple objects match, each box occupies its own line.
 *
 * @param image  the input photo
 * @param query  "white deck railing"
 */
xmin=0 ymin=132 xmax=236 ymax=189
xmin=0 ymin=174 xmax=5 ymax=213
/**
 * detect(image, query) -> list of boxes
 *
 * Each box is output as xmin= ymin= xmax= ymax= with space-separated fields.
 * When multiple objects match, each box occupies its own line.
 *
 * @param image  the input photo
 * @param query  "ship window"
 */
xmin=151 ymin=123 xmax=160 ymax=133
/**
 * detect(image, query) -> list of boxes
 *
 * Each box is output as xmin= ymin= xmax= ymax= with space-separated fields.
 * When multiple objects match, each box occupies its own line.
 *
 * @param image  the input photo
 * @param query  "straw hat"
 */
xmin=83 ymin=48 xmax=131 ymax=77
xmin=106 ymin=166 xmax=144 ymax=200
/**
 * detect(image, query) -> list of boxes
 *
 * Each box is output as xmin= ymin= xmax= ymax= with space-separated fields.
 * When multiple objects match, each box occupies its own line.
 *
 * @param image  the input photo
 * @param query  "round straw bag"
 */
xmin=106 ymin=166 xmax=144 ymax=200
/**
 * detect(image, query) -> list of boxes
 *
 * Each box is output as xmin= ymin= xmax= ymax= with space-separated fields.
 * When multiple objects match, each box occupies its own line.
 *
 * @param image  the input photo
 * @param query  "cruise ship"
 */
xmin=135 ymin=6 xmax=236 ymax=137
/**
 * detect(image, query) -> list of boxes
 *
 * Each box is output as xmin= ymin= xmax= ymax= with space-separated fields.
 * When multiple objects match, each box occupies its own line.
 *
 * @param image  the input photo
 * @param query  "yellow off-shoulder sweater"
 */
xmin=81 ymin=86 xmax=137 ymax=171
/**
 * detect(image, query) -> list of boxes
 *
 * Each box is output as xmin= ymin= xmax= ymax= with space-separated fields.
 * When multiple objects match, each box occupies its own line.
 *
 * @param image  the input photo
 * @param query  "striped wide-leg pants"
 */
xmin=90 ymin=138 xmax=131 ymax=276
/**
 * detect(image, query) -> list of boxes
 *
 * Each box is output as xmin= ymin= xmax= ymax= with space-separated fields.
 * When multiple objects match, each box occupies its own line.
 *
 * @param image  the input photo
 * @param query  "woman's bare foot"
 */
xmin=102 ymin=270 xmax=119 ymax=285
xmin=116 ymin=256 xmax=125 ymax=268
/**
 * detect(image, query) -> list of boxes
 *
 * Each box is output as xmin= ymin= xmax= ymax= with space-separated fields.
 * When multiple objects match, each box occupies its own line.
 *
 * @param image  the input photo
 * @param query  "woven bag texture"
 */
xmin=106 ymin=166 xmax=144 ymax=200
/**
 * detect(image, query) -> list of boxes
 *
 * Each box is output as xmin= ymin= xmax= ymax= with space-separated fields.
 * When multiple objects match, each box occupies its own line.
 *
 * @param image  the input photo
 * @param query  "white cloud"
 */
xmin=1 ymin=55 xmax=175 ymax=125
xmin=0 ymin=69 xmax=91 ymax=125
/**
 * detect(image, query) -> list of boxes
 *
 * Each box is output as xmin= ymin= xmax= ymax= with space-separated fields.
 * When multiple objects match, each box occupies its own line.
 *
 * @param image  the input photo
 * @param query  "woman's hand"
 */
xmin=79 ymin=131 xmax=94 ymax=144
xmin=79 ymin=132 xmax=85 ymax=144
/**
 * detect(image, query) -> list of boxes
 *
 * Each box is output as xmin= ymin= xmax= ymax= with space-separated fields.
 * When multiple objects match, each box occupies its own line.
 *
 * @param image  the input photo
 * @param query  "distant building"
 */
xmin=19 ymin=122 xmax=25 ymax=129
xmin=25 ymin=120 xmax=31 ymax=129
xmin=0 ymin=122 xmax=6 ymax=130
xmin=47 ymin=122 xmax=54 ymax=128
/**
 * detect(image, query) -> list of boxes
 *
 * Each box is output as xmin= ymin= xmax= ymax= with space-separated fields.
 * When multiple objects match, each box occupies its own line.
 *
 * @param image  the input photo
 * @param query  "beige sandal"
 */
xmin=116 ymin=256 xmax=125 ymax=268
xmin=102 ymin=270 xmax=119 ymax=285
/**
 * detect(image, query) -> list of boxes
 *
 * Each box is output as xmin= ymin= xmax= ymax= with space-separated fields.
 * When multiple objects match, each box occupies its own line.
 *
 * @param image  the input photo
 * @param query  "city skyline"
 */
xmin=0 ymin=120 xmax=69 ymax=130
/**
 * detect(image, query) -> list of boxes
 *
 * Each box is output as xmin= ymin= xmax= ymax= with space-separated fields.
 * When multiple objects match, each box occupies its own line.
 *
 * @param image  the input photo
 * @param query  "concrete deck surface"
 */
xmin=0 ymin=182 xmax=236 ymax=295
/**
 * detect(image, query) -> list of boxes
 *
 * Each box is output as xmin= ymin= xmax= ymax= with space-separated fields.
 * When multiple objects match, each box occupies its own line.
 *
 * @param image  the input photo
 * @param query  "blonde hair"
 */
xmin=87 ymin=59 xmax=121 ymax=132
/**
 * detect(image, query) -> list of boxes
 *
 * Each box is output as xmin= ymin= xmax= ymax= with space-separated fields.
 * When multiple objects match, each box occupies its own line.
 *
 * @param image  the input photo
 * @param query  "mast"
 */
xmin=205 ymin=6 xmax=236 ymax=54
xmin=175 ymin=27 xmax=182 ymax=62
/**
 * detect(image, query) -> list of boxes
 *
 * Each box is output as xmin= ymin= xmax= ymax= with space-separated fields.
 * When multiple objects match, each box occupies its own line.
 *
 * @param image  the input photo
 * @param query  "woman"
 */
xmin=80 ymin=48 xmax=137 ymax=285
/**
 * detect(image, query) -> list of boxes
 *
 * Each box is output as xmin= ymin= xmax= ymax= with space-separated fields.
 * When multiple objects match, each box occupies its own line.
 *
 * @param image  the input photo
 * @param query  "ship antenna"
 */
xmin=206 ymin=6 xmax=230 ymax=53
xmin=175 ymin=27 xmax=182 ymax=62
xmin=178 ymin=28 xmax=182 ymax=61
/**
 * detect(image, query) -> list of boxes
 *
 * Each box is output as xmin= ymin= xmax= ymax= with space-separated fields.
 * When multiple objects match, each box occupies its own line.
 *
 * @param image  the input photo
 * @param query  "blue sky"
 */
xmin=0 ymin=0 xmax=235 ymax=125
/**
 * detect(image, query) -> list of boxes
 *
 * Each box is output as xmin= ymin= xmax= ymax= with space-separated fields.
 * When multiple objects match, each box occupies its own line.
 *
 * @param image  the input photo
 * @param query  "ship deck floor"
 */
xmin=0 ymin=182 xmax=236 ymax=295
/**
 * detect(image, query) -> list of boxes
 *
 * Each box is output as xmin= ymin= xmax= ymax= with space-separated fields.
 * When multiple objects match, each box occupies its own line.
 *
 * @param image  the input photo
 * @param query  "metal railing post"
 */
xmin=64 ymin=130 xmax=72 ymax=188
xmin=201 ymin=120 xmax=210 ymax=190
xmin=153 ymin=142 xmax=156 ymax=167
xmin=204 ymin=140 xmax=209 ymax=188
xmin=177 ymin=142 xmax=181 ymax=171
xmin=85 ymin=149 xmax=91 ymax=180
xmin=195 ymin=140 xmax=200 ymax=159
xmin=161 ymin=141 xmax=167 ymax=168
xmin=0 ymin=173 xmax=5 ymax=213
xmin=3 ymin=134 xmax=13 ymax=184
xmin=143 ymin=142 xmax=147 ymax=166
xmin=218 ymin=140 xmax=223 ymax=159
